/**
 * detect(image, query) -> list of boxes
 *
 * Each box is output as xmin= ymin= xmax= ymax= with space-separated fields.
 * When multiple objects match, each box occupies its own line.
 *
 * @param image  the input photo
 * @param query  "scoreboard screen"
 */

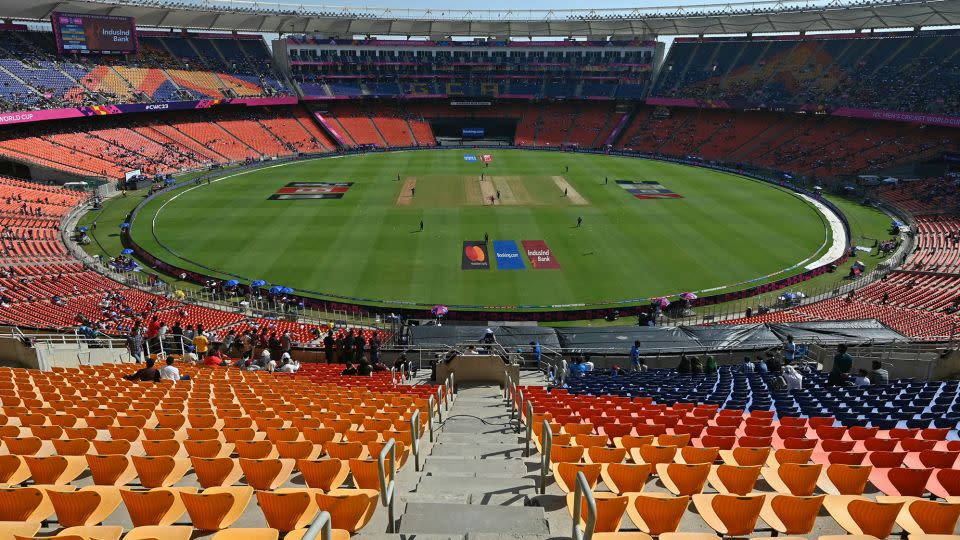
xmin=52 ymin=12 xmax=138 ymax=54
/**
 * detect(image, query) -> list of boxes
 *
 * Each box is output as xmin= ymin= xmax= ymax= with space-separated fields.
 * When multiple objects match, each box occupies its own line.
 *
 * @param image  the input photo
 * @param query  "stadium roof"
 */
xmin=3 ymin=0 xmax=959 ymax=36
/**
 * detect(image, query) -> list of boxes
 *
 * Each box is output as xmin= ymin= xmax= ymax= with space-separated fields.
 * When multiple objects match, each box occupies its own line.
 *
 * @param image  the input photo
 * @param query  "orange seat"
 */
xmin=761 ymin=463 xmax=823 ymax=496
xmin=824 ymin=495 xmax=904 ymax=538
xmin=24 ymin=455 xmax=86 ymax=485
xmin=878 ymin=496 xmax=960 ymax=536
xmin=314 ymin=489 xmax=379 ymax=533
xmin=120 ymin=488 xmax=196 ymax=527
xmin=181 ymin=486 xmax=253 ymax=530
xmin=238 ymin=458 xmax=295 ymax=491
xmin=632 ymin=445 xmax=677 ymax=466
xmin=760 ymin=494 xmax=825 ymax=535
xmin=47 ymin=486 xmax=123 ymax=527
xmin=86 ymin=454 xmax=137 ymax=486
xmin=819 ymin=464 xmax=873 ymax=495
xmin=190 ymin=457 xmax=244 ymax=488
xmin=91 ymin=440 xmax=131 ymax=456
xmin=567 ymin=492 xmax=629 ymax=533
xmin=142 ymin=439 xmax=183 ymax=457
xmin=707 ymin=465 xmax=761 ymax=496
xmin=184 ymin=440 xmax=232 ymax=459
xmin=719 ymin=447 xmax=770 ymax=467
xmin=656 ymin=463 xmax=710 ymax=496
xmin=256 ymin=490 xmax=320 ymax=532
xmin=235 ymin=440 xmax=278 ymax=460
xmin=692 ymin=493 xmax=765 ymax=536
xmin=600 ymin=463 xmax=652 ymax=495
xmin=325 ymin=442 xmax=365 ymax=461
xmin=678 ymin=446 xmax=718 ymax=465
xmin=871 ymin=467 xmax=933 ymax=497
xmin=4 ymin=437 xmax=44 ymax=456
xmin=625 ymin=494 xmax=689 ymax=535
xmin=552 ymin=462 xmax=602 ymax=494
xmin=0 ymin=455 xmax=30 ymax=485
xmin=0 ymin=486 xmax=70 ymax=522
xmin=297 ymin=459 xmax=350 ymax=491
xmin=585 ymin=447 xmax=627 ymax=465
xmin=770 ymin=448 xmax=814 ymax=465
xmin=133 ymin=455 xmax=193 ymax=488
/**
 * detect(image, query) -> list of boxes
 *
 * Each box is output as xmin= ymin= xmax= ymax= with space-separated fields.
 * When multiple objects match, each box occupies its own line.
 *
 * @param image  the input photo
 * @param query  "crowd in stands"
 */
xmin=0 ymin=28 xmax=288 ymax=113
xmin=652 ymin=30 xmax=960 ymax=115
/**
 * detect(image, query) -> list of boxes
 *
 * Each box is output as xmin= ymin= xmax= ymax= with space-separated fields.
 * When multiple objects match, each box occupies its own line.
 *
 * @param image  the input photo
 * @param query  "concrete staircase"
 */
xmin=359 ymin=381 xmax=562 ymax=540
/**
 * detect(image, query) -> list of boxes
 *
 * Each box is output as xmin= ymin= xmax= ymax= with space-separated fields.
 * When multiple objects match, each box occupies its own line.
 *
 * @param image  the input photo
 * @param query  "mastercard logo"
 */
xmin=464 ymin=245 xmax=486 ymax=262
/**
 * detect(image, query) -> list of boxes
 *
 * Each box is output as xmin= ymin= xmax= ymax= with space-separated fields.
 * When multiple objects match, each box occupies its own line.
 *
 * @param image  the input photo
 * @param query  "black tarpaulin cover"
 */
xmin=767 ymin=319 xmax=907 ymax=344
xmin=555 ymin=326 xmax=700 ymax=353
xmin=408 ymin=325 xmax=562 ymax=349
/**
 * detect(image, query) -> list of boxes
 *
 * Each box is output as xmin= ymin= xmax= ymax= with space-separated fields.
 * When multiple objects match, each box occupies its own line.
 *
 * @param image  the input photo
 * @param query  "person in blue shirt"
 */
xmin=741 ymin=356 xmax=755 ymax=373
xmin=568 ymin=359 xmax=588 ymax=377
xmin=530 ymin=341 xmax=542 ymax=364
xmin=784 ymin=335 xmax=798 ymax=364
xmin=630 ymin=340 xmax=641 ymax=371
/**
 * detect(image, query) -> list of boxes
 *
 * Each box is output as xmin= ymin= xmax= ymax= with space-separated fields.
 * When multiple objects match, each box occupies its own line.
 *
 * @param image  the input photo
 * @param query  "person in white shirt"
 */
xmin=854 ymin=368 xmax=871 ymax=386
xmin=159 ymin=357 xmax=180 ymax=382
xmin=782 ymin=365 xmax=803 ymax=390
xmin=279 ymin=353 xmax=300 ymax=373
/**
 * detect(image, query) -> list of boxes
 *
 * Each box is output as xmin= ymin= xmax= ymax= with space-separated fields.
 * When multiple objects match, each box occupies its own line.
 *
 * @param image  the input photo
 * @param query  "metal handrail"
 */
xmin=409 ymin=408 xmax=422 ymax=472
xmin=377 ymin=438 xmax=397 ymax=533
xmin=436 ymin=386 xmax=444 ymax=423
xmin=427 ymin=395 xmax=435 ymax=442
xmin=523 ymin=398 xmax=534 ymax=454
xmin=538 ymin=418 xmax=553 ymax=495
xmin=572 ymin=471 xmax=598 ymax=540
xmin=299 ymin=511 xmax=335 ymax=540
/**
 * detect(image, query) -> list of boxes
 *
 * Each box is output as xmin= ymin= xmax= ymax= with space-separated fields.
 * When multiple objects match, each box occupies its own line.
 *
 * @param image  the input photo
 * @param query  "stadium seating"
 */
xmin=0 ymin=29 xmax=288 ymax=113
xmin=0 ymin=362 xmax=440 ymax=539
xmin=651 ymin=31 xmax=960 ymax=115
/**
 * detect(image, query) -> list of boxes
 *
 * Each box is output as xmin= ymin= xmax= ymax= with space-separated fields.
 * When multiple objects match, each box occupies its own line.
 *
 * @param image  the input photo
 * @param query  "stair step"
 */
xmin=354 ymin=534 xmax=463 ymax=540
xmin=435 ymin=433 xmax=517 ymax=445
xmin=422 ymin=458 xmax=528 ymax=476
xmin=399 ymin=503 xmax=549 ymax=534
xmin=415 ymin=475 xmax=537 ymax=497
xmin=430 ymin=443 xmax=527 ymax=459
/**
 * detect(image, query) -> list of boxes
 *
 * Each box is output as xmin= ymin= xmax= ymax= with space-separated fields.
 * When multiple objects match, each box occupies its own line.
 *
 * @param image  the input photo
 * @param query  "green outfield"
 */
xmin=130 ymin=149 xmax=834 ymax=309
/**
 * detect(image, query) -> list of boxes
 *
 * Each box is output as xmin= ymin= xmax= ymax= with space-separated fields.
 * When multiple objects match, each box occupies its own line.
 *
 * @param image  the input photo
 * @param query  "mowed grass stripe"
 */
xmin=133 ymin=149 xmax=830 ymax=308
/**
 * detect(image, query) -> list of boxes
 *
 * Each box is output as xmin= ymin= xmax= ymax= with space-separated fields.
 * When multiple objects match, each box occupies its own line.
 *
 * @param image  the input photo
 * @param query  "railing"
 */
xmin=409 ymin=408 xmax=422 ymax=472
xmin=571 ymin=472 xmax=598 ymax=540
xmin=524 ymin=397 xmax=534 ymax=456
xmin=538 ymin=418 xmax=553 ymax=495
xmin=377 ymin=438 xmax=397 ymax=533
xmin=299 ymin=511 xmax=336 ymax=540
xmin=426 ymin=395 xmax=435 ymax=442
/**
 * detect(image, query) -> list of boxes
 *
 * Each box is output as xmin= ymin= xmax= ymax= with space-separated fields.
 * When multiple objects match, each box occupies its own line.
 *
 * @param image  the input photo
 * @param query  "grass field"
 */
xmin=129 ymin=149 xmax=836 ymax=309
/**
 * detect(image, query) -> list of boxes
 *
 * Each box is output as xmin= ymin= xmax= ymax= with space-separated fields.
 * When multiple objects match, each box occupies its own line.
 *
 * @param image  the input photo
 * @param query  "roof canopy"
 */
xmin=4 ymin=0 xmax=959 ymax=37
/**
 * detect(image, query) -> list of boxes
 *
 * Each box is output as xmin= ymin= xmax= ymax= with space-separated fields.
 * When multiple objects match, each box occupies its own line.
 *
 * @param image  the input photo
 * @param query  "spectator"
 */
xmin=753 ymin=356 xmax=768 ymax=374
xmin=124 ymin=357 xmax=160 ymax=382
xmin=630 ymin=340 xmax=642 ymax=371
xmin=741 ymin=356 xmax=755 ymax=373
xmin=766 ymin=354 xmax=782 ymax=374
xmin=854 ymin=368 xmax=871 ymax=386
xmin=279 ymin=353 xmax=300 ymax=373
xmin=783 ymin=365 xmax=803 ymax=390
xmin=784 ymin=335 xmax=797 ymax=364
xmin=159 ymin=356 xmax=181 ymax=381
xmin=869 ymin=360 xmax=890 ymax=385
xmin=677 ymin=355 xmax=691 ymax=374
xmin=357 ymin=358 xmax=373 ymax=376
xmin=704 ymin=356 xmax=718 ymax=374
xmin=127 ymin=323 xmax=144 ymax=363
xmin=341 ymin=361 xmax=357 ymax=376
xmin=828 ymin=344 xmax=853 ymax=386
xmin=635 ymin=356 xmax=648 ymax=373
xmin=193 ymin=324 xmax=209 ymax=359
xmin=690 ymin=356 xmax=704 ymax=374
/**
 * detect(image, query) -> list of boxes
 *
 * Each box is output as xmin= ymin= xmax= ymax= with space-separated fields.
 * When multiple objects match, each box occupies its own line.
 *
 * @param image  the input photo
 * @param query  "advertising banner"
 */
xmin=493 ymin=240 xmax=525 ymax=270
xmin=522 ymin=240 xmax=561 ymax=269
xmin=461 ymin=241 xmax=490 ymax=270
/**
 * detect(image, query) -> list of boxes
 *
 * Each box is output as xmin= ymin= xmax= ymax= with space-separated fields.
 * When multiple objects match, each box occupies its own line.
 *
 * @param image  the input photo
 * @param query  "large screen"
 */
xmin=52 ymin=12 xmax=138 ymax=54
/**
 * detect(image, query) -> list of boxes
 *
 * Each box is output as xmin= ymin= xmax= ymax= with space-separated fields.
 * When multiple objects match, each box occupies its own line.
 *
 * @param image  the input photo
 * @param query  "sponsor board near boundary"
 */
xmin=461 ymin=241 xmax=490 ymax=270
xmin=463 ymin=154 xmax=478 ymax=162
xmin=522 ymin=240 xmax=561 ymax=269
xmin=616 ymin=180 xmax=683 ymax=199
xmin=481 ymin=154 xmax=493 ymax=163
xmin=493 ymin=240 xmax=525 ymax=270
xmin=268 ymin=182 xmax=353 ymax=200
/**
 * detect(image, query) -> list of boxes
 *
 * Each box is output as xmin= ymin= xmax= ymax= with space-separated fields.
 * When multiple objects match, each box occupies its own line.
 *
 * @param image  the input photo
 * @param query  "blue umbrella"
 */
xmin=225 ymin=279 xmax=239 ymax=287
xmin=165 ymin=178 xmax=176 ymax=184
xmin=78 ymin=227 xmax=88 ymax=233
xmin=121 ymin=248 xmax=134 ymax=255
xmin=269 ymin=285 xmax=283 ymax=294
xmin=251 ymin=280 xmax=267 ymax=287
xmin=119 ymin=223 xmax=130 ymax=229
xmin=281 ymin=287 xmax=294 ymax=294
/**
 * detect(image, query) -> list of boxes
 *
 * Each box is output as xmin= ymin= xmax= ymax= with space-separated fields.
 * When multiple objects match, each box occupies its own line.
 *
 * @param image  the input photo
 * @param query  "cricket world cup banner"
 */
xmin=461 ymin=241 xmax=490 ymax=270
